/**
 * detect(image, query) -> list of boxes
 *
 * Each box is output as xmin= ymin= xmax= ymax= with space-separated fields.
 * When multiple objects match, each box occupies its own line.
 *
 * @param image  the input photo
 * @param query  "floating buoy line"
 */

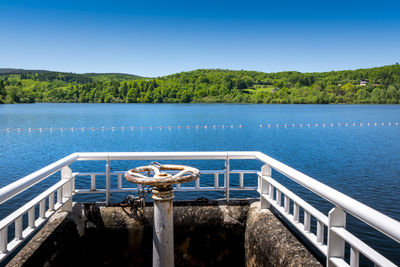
xmin=259 ymin=121 xmax=400 ymax=128
xmin=0 ymin=122 xmax=399 ymax=133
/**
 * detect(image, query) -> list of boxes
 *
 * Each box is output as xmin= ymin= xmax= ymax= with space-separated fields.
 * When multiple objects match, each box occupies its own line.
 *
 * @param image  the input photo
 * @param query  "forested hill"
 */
xmin=0 ymin=65 xmax=400 ymax=104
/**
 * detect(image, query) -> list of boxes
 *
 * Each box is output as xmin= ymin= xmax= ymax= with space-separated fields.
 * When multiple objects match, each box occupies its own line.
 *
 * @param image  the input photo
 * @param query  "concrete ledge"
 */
xmin=6 ymin=211 xmax=78 ymax=267
xmin=245 ymin=202 xmax=322 ymax=267
xmin=6 ymin=200 xmax=322 ymax=267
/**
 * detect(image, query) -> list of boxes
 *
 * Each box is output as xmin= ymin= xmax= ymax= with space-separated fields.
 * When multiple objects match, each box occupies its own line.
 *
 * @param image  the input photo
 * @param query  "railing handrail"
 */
xmin=0 ymin=152 xmax=256 ymax=205
xmin=254 ymin=152 xmax=400 ymax=243
xmin=0 ymin=151 xmax=399 ymax=245
xmin=0 ymin=153 xmax=78 ymax=205
xmin=75 ymin=151 xmax=258 ymax=160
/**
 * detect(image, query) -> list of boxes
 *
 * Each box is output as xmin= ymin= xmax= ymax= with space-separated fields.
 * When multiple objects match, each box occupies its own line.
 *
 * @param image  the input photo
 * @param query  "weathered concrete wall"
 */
xmin=245 ymin=202 xmax=322 ymax=267
xmin=96 ymin=200 xmax=250 ymax=266
xmin=7 ymin=200 xmax=249 ymax=267
xmin=7 ymin=200 xmax=322 ymax=267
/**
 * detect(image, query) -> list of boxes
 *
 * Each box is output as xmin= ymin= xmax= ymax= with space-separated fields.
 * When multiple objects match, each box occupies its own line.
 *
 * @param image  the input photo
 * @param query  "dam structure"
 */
xmin=0 ymin=152 xmax=399 ymax=266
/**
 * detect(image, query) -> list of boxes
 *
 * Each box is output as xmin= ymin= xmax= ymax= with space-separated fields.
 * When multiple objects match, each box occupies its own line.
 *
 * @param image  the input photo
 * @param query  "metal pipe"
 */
xmin=225 ymin=158 xmax=230 ymax=203
xmin=106 ymin=160 xmax=111 ymax=205
xmin=152 ymin=186 xmax=174 ymax=267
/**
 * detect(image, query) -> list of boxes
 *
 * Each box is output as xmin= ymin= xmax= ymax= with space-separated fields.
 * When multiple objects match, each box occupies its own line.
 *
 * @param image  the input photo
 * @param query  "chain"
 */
xmin=121 ymin=162 xmax=160 ymax=215
xmin=121 ymin=185 xmax=153 ymax=215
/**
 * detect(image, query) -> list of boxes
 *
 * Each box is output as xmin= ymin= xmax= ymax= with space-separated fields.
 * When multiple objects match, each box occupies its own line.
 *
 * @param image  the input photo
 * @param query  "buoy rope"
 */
xmin=0 ymin=122 xmax=398 ymax=133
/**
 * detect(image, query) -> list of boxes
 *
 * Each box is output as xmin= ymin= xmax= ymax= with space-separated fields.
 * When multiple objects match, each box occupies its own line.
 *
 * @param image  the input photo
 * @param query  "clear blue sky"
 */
xmin=1 ymin=0 xmax=399 ymax=77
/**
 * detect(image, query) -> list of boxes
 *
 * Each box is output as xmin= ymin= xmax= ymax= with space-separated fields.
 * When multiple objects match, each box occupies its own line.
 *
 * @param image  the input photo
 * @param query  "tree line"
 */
xmin=1 ymin=64 xmax=400 ymax=104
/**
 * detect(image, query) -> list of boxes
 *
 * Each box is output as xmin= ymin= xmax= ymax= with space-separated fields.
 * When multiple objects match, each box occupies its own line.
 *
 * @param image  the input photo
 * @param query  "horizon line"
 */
xmin=1 ymin=63 xmax=399 ymax=78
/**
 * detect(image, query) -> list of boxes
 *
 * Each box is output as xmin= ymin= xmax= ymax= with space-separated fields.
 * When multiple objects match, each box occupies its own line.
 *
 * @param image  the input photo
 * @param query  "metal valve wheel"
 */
xmin=124 ymin=162 xmax=200 ymax=267
xmin=124 ymin=162 xmax=200 ymax=187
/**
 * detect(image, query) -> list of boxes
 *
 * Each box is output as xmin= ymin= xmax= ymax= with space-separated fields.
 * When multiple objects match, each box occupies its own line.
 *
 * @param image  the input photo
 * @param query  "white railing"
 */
xmin=74 ymin=169 xmax=257 ymax=194
xmin=0 ymin=152 xmax=399 ymax=266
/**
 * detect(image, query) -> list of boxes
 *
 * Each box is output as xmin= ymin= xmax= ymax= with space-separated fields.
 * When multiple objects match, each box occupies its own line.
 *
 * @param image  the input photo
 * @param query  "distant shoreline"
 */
xmin=1 ymin=65 xmax=399 ymax=104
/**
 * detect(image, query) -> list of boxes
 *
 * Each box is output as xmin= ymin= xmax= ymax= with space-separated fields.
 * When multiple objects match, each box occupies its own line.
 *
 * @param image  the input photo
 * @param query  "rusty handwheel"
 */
xmin=124 ymin=162 xmax=200 ymax=187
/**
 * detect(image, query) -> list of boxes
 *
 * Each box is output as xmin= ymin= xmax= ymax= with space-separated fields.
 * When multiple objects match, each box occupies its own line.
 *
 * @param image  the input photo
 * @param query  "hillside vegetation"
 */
xmin=0 ymin=65 xmax=400 ymax=104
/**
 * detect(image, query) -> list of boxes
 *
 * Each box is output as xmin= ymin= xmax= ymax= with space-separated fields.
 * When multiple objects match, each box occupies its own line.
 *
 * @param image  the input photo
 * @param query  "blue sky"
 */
xmin=1 ymin=0 xmax=399 ymax=77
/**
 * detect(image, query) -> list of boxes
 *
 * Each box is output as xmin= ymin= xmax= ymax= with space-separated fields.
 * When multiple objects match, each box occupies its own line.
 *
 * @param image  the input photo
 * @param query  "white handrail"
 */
xmin=1 ymin=151 xmax=398 ymax=243
xmin=0 ymin=153 xmax=78 ymax=205
xmin=0 ymin=151 xmax=399 ymax=266
xmin=0 ymin=179 xmax=69 ymax=230
xmin=75 ymin=151 xmax=257 ymax=160
xmin=255 ymin=152 xmax=400 ymax=243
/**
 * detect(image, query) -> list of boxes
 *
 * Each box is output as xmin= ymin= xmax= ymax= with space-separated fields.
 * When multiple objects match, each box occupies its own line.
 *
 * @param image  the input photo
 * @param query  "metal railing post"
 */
xmin=61 ymin=166 xmax=73 ymax=212
xmin=106 ymin=160 xmax=111 ymax=205
xmin=260 ymin=164 xmax=271 ymax=209
xmin=327 ymin=206 xmax=346 ymax=266
xmin=0 ymin=227 xmax=7 ymax=254
xmin=225 ymin=157 xmax=230 ymax=203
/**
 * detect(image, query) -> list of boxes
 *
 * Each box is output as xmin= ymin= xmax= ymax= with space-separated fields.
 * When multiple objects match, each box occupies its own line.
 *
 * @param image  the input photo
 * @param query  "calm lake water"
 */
xmin=0 ymin=103 xmax=399 ymax=265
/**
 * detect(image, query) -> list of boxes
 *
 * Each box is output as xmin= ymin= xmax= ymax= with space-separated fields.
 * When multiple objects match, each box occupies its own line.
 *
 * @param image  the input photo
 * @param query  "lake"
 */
xmin=0 ymin=103 xmax=399 ymax=265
